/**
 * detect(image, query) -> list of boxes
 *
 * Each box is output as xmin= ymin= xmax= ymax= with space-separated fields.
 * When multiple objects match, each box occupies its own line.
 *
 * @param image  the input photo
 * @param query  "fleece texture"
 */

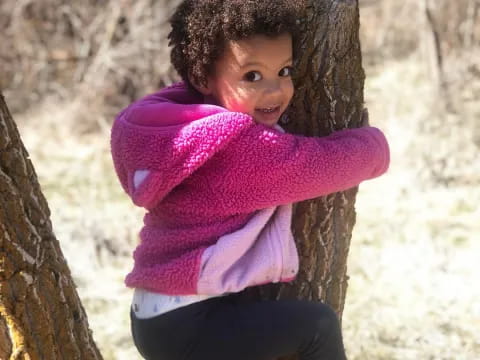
xmin=110 ymin=81 xmax=390 ymax=295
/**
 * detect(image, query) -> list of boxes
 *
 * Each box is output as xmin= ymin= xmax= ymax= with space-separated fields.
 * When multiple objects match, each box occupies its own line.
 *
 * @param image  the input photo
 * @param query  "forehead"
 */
xmin=220 ymin=33 xmax=292 ymax=69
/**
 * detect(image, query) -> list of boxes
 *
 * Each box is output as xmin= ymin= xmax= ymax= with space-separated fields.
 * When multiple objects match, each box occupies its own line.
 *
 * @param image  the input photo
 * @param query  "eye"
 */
xmin=244 ymin=71 xmax=262 ymax=82
xmin=279 ymin=66 xmax=294 ymax=77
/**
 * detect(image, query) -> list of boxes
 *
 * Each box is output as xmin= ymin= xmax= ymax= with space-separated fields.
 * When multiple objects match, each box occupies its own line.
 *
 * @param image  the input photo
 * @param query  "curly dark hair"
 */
xmin=168 ymin=0 xmax=305 ymax=89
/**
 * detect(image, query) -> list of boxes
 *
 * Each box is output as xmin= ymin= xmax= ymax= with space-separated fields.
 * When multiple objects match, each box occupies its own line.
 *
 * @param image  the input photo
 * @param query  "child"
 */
xmin=110 ymin=0 xmax=390 ymax=359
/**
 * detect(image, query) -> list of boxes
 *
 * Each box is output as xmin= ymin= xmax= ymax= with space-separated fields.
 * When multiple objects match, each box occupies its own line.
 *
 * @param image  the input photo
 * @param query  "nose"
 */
xmin=263 ymin=79 xmax=283 ymax=103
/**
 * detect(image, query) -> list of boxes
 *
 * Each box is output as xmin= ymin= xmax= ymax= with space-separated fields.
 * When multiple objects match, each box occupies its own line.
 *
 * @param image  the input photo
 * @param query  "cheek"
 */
xmin=221 ymin=88 xmax=254 ymax=112
xmin=284 ymin=81 xmax=294 ymax=102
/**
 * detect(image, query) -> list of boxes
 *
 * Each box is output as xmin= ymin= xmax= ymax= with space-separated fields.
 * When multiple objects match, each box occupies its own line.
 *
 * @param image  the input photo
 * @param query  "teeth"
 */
xmin=258 ymin=107 xmax=277 ymax=113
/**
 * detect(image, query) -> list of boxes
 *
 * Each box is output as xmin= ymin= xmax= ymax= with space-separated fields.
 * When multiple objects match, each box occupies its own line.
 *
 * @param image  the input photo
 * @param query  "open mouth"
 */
xmin=256 ymin=106 xmax=281 ymax=113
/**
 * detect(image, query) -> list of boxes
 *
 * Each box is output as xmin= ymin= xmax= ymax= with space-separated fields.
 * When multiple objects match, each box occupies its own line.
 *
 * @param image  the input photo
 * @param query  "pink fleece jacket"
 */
xmin=110 ymin=81 xmax=390 ymax=295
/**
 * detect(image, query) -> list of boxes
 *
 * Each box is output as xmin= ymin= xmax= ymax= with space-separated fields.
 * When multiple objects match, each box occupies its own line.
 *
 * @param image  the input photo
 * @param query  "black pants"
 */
xmin=130 ymin=291 xmax=347 ymax=360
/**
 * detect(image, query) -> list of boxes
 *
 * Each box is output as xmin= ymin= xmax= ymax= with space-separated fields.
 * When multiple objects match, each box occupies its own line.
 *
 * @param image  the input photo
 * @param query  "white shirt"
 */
xmin=131 ymin=288 xmax=227 ymax=319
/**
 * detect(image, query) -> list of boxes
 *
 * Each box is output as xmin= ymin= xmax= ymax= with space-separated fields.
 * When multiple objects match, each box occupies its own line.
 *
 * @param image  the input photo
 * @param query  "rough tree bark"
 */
xmin=239 ymin=0 xmax=365 ymax=355
xmin=0 ymin=94 xmax=103 ymax=359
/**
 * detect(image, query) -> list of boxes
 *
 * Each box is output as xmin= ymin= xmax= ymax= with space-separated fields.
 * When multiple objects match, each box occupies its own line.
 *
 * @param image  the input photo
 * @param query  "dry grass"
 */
xmin=3 ymin=0 xmax=480 ymax=359
xmin=342 ymin=56 xmax=480 ymax=360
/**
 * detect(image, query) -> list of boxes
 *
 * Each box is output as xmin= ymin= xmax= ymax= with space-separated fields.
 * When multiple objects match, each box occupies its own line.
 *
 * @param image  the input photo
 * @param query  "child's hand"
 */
xmin=361 ymin=108 xmax=370 ymax=127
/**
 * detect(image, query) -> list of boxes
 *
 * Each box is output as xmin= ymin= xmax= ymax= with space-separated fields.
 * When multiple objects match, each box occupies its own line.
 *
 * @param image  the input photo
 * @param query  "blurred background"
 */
xmin=1 ymin=0 xmax=479 ymax=359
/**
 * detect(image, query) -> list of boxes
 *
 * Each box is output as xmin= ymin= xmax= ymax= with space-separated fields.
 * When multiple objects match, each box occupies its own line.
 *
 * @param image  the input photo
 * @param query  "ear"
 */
xmin=188 ymin=74 xmax=212 ymax=96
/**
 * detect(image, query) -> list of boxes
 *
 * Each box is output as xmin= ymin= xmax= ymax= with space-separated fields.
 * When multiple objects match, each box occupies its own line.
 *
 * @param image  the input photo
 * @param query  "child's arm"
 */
xmin=206 ymin=121 xmax=389 ymax=213
xmin=112 ymin=102 xmax=389 ymax=213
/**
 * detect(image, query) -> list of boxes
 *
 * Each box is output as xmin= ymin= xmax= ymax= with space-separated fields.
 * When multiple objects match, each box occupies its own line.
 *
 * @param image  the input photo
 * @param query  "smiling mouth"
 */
xmin=256 ymin=106 xmax=281 ymax=113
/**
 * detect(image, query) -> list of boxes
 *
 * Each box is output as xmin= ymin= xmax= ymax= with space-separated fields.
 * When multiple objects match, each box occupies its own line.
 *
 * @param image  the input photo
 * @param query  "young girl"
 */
xmin=110 ymin=1 xmax=390 ymax=359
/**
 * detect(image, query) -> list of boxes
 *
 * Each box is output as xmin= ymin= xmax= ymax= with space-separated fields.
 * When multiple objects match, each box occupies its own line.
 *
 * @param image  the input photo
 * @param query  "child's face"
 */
xmin=201 ymin=33 xmax=294 ymax=127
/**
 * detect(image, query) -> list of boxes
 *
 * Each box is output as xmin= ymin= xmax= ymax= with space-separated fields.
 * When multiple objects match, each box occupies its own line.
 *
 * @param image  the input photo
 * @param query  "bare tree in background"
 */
xmin=0 ymin=0 xmax=365 ymax=358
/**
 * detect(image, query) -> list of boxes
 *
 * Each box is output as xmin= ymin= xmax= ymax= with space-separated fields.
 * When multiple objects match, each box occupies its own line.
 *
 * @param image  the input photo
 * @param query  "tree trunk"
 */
xmin=0 ymin=93 xmax=103 ymax=359
xmin=239 ymin=0 xmax=365 ymax=355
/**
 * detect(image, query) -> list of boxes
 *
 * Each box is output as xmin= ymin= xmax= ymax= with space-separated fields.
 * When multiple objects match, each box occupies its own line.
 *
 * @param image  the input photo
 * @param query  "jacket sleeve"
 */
xmin=110 ymin=110 xmax=254 ymax=209
xmin=202 ymin=122 xmax=390 ymax=213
